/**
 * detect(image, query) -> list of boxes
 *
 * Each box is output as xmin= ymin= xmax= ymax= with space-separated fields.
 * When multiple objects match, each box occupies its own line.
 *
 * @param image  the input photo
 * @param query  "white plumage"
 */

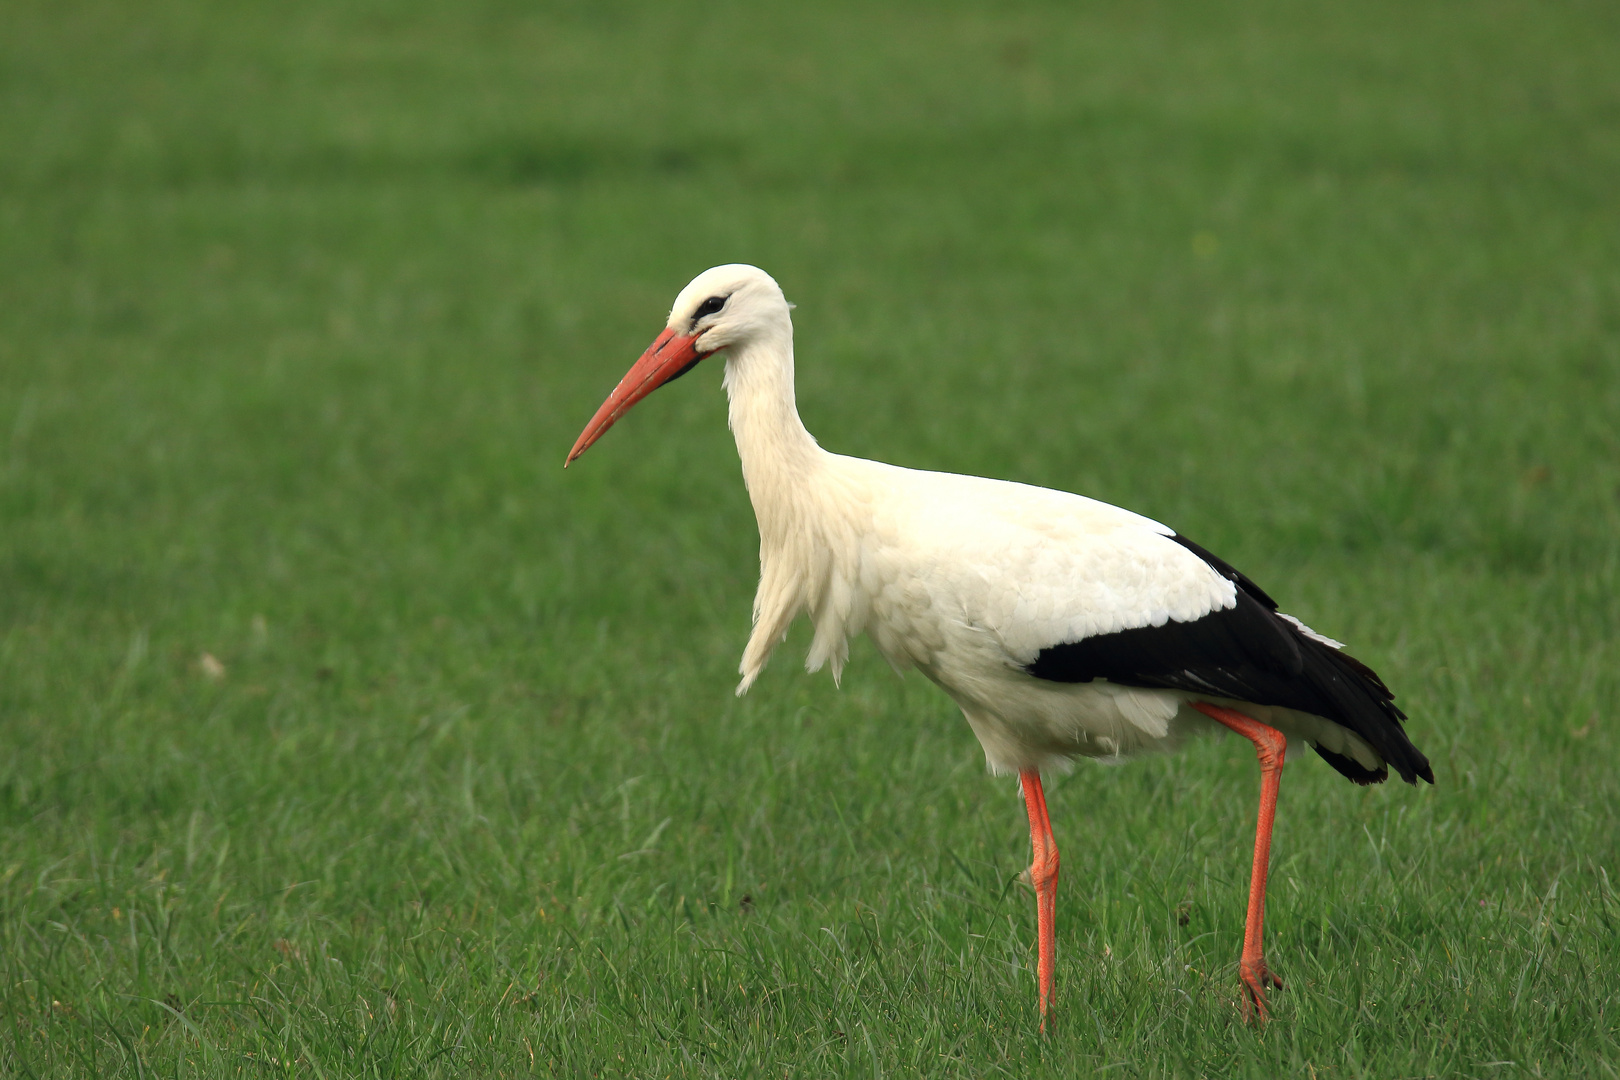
xmin=566 ymin=263 xmax=1431 ymax=1026
xmin=740 ymin=454 xmax=1238 ymax=769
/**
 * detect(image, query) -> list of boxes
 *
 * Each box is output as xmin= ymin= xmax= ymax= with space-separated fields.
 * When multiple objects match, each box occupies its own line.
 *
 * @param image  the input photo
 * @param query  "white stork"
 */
xmin=565 ymin=265 xmax=1433 ymax=1026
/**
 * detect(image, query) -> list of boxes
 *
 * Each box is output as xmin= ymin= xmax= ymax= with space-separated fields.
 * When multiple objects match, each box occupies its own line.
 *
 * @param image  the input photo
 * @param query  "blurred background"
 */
xmin=1 ymin=1 xmax=1617 ymax=1076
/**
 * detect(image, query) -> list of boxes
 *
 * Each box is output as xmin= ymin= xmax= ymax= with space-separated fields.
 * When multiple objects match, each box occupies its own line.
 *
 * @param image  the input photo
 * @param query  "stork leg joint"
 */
xmin=1029 ymin=843 xmax=1059 ymax=892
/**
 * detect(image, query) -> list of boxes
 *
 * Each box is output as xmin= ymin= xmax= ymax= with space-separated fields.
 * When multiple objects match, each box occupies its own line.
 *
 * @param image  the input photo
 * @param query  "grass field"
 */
xmin=2 ymin=0 xmax=1619 ymax=1075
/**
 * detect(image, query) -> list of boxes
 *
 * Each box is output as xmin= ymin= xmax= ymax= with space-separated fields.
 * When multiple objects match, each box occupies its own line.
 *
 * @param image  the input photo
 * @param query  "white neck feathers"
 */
xmin=723 ymin=330 xmax=864 ymax=695
xmin=722 ymin=332 xmax=821 ymax=512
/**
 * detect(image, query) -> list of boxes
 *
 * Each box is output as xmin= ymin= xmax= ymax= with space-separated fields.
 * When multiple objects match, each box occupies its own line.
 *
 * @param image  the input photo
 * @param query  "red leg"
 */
xmin=1191 ymin=702 xmax=1287 ymax=1023
xmin=1020 ymin=769 xmax=1059 ymax=1030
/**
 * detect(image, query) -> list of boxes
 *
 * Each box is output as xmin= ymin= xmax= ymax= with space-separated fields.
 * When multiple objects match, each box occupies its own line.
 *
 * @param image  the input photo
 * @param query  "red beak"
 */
xmin=565 ymin=327 xmax=708 ymax=466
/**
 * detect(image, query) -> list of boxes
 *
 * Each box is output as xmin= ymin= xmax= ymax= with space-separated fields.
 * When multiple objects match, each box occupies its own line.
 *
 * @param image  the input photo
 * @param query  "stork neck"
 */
xmin=723 ymin=331 xmax=823 ymax=509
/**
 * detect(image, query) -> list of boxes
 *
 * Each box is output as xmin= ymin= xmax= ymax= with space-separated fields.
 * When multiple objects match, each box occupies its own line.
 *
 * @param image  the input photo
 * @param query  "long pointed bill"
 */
xmin=565 ymin=327 xmax=708 ymax=466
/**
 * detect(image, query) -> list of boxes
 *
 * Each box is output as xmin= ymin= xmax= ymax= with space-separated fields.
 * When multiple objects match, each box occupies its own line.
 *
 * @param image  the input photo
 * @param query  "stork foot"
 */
xmin=1239 ymin=958 xmax=1284 ymax=1023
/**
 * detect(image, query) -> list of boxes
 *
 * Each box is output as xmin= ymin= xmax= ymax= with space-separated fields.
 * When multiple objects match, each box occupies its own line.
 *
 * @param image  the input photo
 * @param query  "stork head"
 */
xmin=565 ymin=264 xmax=789 ymax=466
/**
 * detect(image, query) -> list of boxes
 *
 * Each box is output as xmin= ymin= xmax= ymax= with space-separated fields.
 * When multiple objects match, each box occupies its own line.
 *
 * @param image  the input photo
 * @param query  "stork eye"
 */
xmin=694 ymin=295 xmax=727 ymax=319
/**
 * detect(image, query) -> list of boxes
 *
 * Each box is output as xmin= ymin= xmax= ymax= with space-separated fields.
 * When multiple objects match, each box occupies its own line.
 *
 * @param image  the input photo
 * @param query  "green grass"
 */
xmin=2 ymin=0 xmax=1619 ymax=1075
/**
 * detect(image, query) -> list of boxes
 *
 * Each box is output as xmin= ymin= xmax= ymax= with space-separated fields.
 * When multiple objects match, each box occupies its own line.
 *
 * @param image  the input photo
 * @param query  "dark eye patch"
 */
xmin=693 ymin=295 xmax=727 ymax=319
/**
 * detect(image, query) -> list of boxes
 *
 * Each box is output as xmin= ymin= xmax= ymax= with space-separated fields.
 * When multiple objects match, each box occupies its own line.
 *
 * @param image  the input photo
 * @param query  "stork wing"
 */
xmin=870 ymin=467 xmax=1432 ymax=785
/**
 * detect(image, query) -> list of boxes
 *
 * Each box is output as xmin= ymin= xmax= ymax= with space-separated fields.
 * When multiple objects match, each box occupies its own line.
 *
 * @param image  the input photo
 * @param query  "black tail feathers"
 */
xmin=1296 ymin=634 xmax=1434 ymax=786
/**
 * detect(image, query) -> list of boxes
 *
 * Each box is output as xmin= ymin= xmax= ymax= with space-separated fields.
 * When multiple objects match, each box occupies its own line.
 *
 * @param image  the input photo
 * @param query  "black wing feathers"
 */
xmin=1165 ymin=533 xmax=1281 ymax=611
xmin=1312 ymin=745 xmax=1388 ymax=787
xmin=1026 ymin=532 xmax=1434 ymax=786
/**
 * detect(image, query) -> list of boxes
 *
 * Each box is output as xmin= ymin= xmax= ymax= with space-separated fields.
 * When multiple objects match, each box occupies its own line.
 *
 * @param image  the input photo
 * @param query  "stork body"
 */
xmin=567 ymin=265 xmax=1433 ymax=1025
